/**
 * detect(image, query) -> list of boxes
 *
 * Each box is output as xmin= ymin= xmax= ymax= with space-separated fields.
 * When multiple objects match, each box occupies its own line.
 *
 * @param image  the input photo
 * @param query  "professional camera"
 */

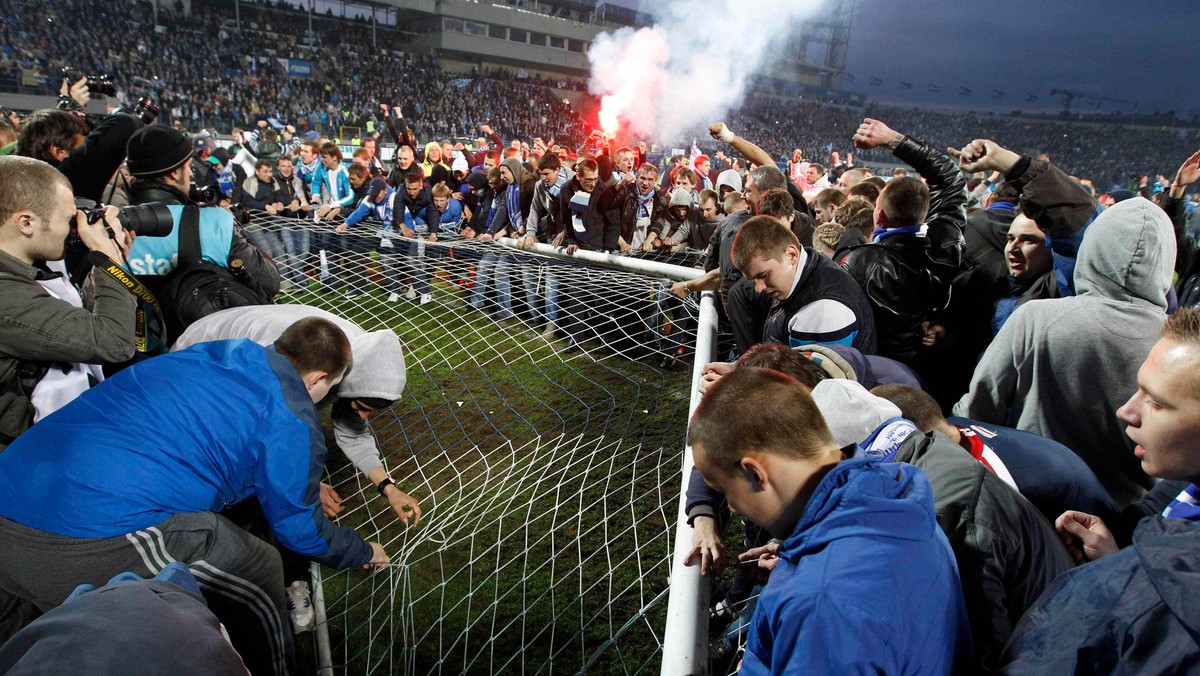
xmin=228 ymin=202 xmax=253 ymax=226
xmin=114 ymin=97 xmax=160 ymax=125
xmin=190 ymin=184 xmax=219 ymax=204
xmin=59 ymin=67 xmax=117 ymax=97
xmin=73 ymin=198 xmax=175 ymax=238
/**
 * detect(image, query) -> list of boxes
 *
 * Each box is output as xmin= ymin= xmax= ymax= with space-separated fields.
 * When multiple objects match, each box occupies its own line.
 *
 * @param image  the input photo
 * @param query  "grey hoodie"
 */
xmin=174 ymin=304 xmax=406 ymax=477
xmin=953 ymin=198 xmax=1175 ymax=508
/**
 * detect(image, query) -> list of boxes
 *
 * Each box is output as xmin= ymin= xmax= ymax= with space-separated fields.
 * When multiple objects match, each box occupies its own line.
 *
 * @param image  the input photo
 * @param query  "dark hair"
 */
xmin=254 ymin=160 xmax=273 ymax=172
xmin=274 ymin=317 xmax=352 ymax=379
xmin=879 ymin=176 xmax=930 ymax=225
xmin=537 ymin=153 xmax=561 ymax=172
xmin=737 ymin=343 xmax=825 ymax=388
xmin=757 ymin=188 xmax=795 ymax=220
xmin=348 ymin=163 xmax=371 ymax=181
xmin=673 ymin=167 xmax=697 ymax=186
xmin=576 ymin=158 xmax=599 ymax=176
xmin=688 ymin=367 xmax=833 ymax=475
xmin=870 ymin=384 xmax=943 ymax=433
xmin=699 ymin=189 xmax=719 ymax=207
xmin=405 ymin=173 xmax=424 ymax=186
xmin=16 ymin=109 xmax=87 ymax=163
xmin=846 ymin=181 xmax=880 ymax=203
xmin=811 ymin=188 xmax=846 ymax=209
xmin=318 ymin=142 xmax=341 ymax=159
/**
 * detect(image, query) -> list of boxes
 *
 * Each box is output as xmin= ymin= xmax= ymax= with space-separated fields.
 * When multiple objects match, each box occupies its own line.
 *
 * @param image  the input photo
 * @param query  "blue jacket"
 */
xmin=0 ymin=339 xmax=372 ymax=569
xmin=310 ymin=163 xmax=356 ymax=209
xmin=1001 ymin=517 xmax=1200 ymax=674
xmin=742 ymin=458 xmax=972 ymax=675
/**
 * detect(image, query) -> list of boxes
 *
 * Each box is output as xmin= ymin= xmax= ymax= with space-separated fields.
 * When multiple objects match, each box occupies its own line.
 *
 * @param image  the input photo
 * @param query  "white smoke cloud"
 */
xmin=588 ymin=0 xmax=829 ymax=144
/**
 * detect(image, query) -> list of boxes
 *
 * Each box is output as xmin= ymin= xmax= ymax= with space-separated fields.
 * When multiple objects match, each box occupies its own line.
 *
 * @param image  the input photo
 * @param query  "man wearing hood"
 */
xmin=1001 ymin=307 xmax=1200 ymax=673
xmin=953 ymin=174 xmax=1177 ymax=508
xmin=689 ymin=367 xmax=971 ymax=674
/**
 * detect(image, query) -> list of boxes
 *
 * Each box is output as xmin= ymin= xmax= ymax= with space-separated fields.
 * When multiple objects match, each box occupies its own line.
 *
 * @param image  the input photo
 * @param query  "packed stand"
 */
xmin=4 ymin=8 xmax=1200 ymax=676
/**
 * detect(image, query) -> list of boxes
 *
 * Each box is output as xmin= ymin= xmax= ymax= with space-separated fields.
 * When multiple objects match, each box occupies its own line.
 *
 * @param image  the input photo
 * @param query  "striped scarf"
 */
xmin=1163 ymin=484 xmax=1200 ymax=522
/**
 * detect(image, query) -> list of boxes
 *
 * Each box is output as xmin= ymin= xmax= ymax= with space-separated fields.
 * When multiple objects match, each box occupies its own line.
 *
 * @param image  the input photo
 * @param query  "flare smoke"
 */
xmin=588 ymin=0 xmax=828 ymax=144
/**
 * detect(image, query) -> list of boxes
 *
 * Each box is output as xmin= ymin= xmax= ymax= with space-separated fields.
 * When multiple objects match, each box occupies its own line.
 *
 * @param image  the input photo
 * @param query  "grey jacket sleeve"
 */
xmin=952 ymin=303 xmax=1029 ymax=424
xmin=331 ymin=405 xmax=385 ymax=477
xmin=0 ymin=269 xmax=137 ymax=364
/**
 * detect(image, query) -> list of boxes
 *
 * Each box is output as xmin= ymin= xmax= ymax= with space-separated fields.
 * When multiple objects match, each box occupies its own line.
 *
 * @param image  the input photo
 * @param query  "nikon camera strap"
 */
xmin=86 ymin=250 xmax=166 ymax=354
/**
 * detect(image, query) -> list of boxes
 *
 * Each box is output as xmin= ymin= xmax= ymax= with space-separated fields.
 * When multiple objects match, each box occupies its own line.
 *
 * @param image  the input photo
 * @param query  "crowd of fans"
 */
xmin=4 ymin=0 xmax=1197 ymax=191
xmin=2 ymin=2 xmax=1200 ymax=674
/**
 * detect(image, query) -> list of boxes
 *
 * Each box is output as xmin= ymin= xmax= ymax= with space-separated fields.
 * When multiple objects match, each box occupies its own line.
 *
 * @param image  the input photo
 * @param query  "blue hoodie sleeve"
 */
xmin=343 ymin=198 xmax=371 ymax=227
xmin=255 ymin=354 xmax=373 ymax=569
xmin=310 ymin=165 xmax=326 ymax=202
xmin=742 ymin=592 xmax=899 ymax=675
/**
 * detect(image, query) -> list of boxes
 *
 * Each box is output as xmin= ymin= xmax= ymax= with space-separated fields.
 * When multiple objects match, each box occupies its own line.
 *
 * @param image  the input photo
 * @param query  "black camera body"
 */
xmin=73 ymin=198 xmax=175 ymax=239
xmin=59 ymin=67 xmax=116 ymax=97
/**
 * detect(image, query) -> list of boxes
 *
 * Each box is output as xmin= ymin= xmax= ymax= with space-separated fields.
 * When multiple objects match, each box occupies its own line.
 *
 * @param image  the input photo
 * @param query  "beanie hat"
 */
xmin=810 ymin=379 xmax=904 ymax=449
xmin=669 ymin=187 xmax=693 ymax=209
xmin=339 ymin=330 xmax=406 ymax=402
xmin=126 ymin=125 xmax=193 ymax=178
xmin=716 ymin=169 xmax=742 ymax=194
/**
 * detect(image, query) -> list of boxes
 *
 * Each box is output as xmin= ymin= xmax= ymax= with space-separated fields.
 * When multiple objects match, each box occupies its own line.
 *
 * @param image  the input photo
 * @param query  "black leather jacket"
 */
xmin=840 ymin=135 xmax=967 ymax=363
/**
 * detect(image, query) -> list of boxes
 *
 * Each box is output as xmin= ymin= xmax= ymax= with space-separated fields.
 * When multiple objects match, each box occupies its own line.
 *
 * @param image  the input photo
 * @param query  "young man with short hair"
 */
xmin=1001 ymin=307 xmax=1200 ymax=672
xmin=732 ymin=216 xmax=875 ymax=353
xmin=0 ymin=317 xmax=390 ymax=675
xmin=689 ymin=367 xmax=971 ymax=674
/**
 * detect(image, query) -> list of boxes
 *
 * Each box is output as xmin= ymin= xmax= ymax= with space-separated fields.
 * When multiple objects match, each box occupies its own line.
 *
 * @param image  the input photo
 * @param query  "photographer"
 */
xmin=122 ymin=125 xmax=281 ymax=333
xmin=0 ymin=155 xmax=137 ymax=450
xmin=15 ymin=72 xmax=143 ymax=204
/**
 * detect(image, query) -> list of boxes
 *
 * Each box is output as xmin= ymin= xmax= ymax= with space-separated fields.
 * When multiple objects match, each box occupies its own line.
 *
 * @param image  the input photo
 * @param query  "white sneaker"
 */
xmin=387 ymin=292 xmax=401 ymax=303
xmin=542 ymin=321 xmax=558 ymax=339
xmin=419 ymin=293 xmax=433 ymax=305
xmin=287 ymin=581 xmax=314 ymax=633
xmin=403 ymin=288 xmax=418 ymax=301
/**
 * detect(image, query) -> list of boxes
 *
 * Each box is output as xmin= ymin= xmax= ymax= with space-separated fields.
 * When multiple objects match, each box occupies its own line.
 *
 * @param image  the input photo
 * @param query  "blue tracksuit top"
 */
xmin=0 ymin=339 xmax=372 ymax=569
xmin=741 ymin=458 xmax=972 ymax=675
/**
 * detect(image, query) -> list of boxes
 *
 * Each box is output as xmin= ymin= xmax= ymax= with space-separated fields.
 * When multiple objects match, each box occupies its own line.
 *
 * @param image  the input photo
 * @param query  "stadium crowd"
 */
xmin=1 ymin=2 xmax=1200 ymax=675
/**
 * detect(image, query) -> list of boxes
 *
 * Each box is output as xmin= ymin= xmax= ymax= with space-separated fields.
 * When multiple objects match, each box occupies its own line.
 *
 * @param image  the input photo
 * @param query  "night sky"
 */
xmin=842 ymin=1 xmax=1200 ymax=116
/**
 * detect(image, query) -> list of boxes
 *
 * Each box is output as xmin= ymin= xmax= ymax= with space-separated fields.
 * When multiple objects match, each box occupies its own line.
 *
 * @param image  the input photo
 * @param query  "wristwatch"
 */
xmin=376 ymin=478 xmax=395 ymax=497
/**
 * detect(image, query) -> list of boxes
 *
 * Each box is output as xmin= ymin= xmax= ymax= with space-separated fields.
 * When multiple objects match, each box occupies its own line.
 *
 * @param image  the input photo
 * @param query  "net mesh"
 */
xmin=248 ymin=212 xmax=712 ymax=674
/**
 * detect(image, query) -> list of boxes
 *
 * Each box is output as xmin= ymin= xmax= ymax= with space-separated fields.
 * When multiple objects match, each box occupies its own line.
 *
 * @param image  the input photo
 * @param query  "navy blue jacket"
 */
xmin=0 ymin=339 xmax=372 ymax=569
xmin=1002 ymin=517 xmax=1200 ymax=674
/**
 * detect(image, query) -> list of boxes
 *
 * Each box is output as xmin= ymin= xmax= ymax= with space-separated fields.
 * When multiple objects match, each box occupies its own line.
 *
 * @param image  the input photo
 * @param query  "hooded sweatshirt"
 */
xmin=953 ymin=197 xmax=1176 ymax=508
xmin=742 ymin=458 xmax=971 ymax=674
xmin=173 ymin=304 xmax=406 ymax=478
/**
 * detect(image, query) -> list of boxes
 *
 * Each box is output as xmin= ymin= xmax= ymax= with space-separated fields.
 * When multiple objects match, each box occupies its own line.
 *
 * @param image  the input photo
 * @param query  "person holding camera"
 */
xmin=15 ymin=71 xmax=144 ymax=204
xmin=0 ymin=155 xmax=137 ymax=451
xmin=122 ymin=125 xmax=281 ymax=331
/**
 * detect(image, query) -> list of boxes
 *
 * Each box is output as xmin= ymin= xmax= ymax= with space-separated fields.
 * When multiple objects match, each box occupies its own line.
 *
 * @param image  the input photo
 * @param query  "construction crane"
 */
xmin=1050 ymin=89 xmax=1138 ymax=114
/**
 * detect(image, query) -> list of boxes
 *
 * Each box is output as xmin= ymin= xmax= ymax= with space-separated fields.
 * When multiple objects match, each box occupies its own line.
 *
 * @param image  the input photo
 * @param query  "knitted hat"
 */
xmin=716 ymin=169 xmax=742 ymax=194
xmin=339 ymin=330 xmax=406 ymax=402
xmin=126 ymin=125 xmax=193 ymax=178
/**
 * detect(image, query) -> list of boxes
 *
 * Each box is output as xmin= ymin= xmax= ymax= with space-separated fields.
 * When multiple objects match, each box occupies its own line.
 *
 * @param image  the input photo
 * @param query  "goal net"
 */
xmin=247 ymin=212 xmax=719 ymax=674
